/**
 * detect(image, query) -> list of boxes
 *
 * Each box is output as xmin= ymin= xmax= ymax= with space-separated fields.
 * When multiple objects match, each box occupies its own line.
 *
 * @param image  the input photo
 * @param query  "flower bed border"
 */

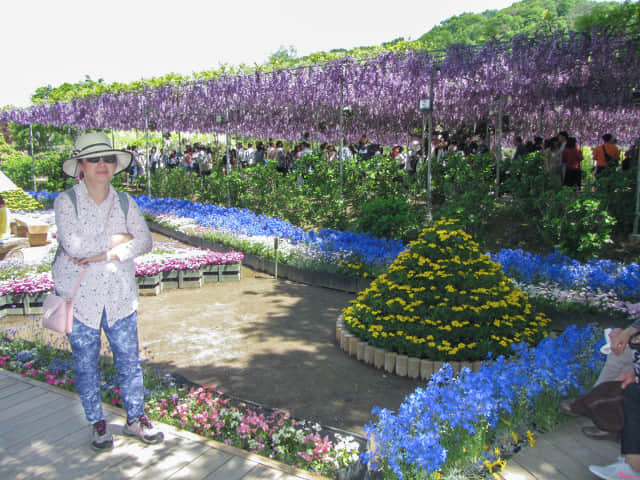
xmin=147 ymin=220 xmax=371 ymax=294
xmin=336 ymin=316 xmax=484 ymax=379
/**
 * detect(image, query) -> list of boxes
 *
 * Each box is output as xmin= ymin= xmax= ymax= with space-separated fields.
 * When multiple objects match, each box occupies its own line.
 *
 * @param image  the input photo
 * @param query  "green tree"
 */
xmin=574 ymin=0 xmax=640 ymax=33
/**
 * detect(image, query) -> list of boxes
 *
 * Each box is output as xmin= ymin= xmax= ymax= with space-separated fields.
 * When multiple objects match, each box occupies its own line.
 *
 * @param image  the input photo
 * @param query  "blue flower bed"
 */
xmin=489 ymin=249 xmax=640 ymax=301
xmin=364 ymin=325 xmax=602 ymax=478
xmin=134 ymin=196 xmax=405 ymax=268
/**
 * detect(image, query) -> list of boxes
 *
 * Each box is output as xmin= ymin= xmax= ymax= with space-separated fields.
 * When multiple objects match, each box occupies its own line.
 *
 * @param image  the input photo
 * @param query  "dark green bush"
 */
xmin=355 ymin=196 xmax=412 ymax=240
xmin=432 ymin=152 xmax=496 ymax=236
xmin=540 ymin=188 xmax=616 ymax=261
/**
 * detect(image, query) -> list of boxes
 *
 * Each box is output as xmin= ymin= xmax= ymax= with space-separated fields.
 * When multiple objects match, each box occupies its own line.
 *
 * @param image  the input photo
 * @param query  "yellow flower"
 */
xmin=526 ymin=430 xmax=536 ymax=447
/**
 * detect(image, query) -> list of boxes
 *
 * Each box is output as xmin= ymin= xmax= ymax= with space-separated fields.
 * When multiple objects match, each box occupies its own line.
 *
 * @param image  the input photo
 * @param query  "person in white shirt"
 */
xmin=54 ymin=132 xmax=163 ymax=453
xmin=236 ymin=142 xmax=246 ymax=168
xmin=149 ymin=146 xmax=161 ymax=174
xmin=243 ymin=142 xmax=256 ymax=166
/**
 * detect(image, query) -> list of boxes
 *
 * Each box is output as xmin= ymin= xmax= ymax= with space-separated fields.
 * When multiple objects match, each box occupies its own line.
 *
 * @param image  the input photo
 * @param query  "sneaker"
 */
xmin=123 ymin=415 xmax=164 ymax=444
xmin=91 ymin=420 xmax=114 ymax=452
xmin=582 ymin=425 xmax=619 ymax=441
xmin=589 ymin=458 xmax=640 ymax=480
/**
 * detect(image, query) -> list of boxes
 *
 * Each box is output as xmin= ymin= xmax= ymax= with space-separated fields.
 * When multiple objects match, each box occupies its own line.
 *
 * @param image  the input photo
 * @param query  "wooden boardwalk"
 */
xmin=0 ymin=370 xmax=328 ymax=480
xmin=501 ymin=416 xmax=620 ymax=480
xmin=1 ymin=367 xmax=625 ymax=480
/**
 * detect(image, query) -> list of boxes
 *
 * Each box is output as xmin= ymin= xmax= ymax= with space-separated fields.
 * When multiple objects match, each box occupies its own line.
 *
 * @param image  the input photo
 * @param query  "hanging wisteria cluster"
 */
xmin=2 ymin=31 xmax=639 ymax=145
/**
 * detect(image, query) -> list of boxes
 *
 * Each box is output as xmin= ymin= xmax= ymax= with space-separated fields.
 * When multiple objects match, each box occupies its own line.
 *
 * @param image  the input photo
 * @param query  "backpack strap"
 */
xmin=116 ymin=191 xmax=130 ymax=223
xmin=66 ymin=188 xmax=78 ymax=216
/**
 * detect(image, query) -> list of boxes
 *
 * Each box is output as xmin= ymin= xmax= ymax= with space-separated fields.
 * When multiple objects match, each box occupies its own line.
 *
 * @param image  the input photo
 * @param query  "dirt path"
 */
xmin=137 ymin=263 xmax=422 ymax=436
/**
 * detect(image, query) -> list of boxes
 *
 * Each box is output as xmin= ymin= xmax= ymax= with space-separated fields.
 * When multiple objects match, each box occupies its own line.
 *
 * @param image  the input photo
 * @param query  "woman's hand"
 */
xmin=619 ymin=367 xmax=638 ymax=389
xmin=109 ymin=233 xmax=133 ymax=248
xmin=611 ymin=327 xmax=640 ymax=355
xmin=71 ymin=252 xmax=108 ymax=265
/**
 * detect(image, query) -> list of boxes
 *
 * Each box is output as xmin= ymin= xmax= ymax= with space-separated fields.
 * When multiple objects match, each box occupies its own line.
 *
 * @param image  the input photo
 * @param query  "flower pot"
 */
xmin=162 ymin=268 xmax=203 ymax=289
xmin=201 ymin=264 xmax=220 ymax=274
xmin=384 ymin=352 xmax=397 ymax=374
xmin=472 ymin=360 xmax=483 ymax=372
xmin=407 ymin=357 xmax=421 ymax=379
xmin=137 ymin=273 xmax=162 ymax=287
xmin=5 ymin=293 xmax=26 ymax=316
xmin=432 ymin=361 xmax=445 ymax=376
xmin=420 ymin=359 xmax=433 ymax=380
xmin=218 ymin=262 xmax=242 ymax=282
xmin=373 ymin=348 xmax=386 ymax=369
xmin=356 ymin=341 xmax=366 ymax=361
xmin=395 ymin=355 xmax=408 ymax=377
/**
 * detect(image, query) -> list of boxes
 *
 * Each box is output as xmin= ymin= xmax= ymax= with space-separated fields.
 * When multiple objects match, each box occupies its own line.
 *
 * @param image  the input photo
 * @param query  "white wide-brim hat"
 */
xmin=62 ymin=132 xmax=132 ymax=178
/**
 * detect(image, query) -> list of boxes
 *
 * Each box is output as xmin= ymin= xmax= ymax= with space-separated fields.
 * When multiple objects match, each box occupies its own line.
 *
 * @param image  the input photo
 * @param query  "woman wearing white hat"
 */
xmin=53 ymin=132 xmax=162 ymax=452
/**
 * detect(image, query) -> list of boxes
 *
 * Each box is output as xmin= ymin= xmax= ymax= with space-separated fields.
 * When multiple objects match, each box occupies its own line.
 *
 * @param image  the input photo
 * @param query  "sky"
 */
xmin=0 ymin=0 xmax=606 ymax=108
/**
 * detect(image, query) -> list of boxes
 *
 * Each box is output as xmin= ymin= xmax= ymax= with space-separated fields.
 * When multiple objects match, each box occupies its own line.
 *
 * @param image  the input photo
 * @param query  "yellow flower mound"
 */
xmin=342 ymin=219 xmax=551 ymax=361
xmin=1 ymin=189 xmax=43 ymax=211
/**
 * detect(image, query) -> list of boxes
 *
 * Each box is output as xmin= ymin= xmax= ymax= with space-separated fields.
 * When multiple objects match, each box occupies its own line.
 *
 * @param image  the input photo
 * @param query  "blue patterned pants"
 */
xmin=67 ymin=310 xmax=145 ymax=424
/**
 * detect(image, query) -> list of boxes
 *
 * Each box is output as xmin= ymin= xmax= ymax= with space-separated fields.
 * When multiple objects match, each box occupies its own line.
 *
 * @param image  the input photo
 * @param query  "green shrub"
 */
xmin=540 ymin=189 xmax=616 ymax=261
xmin=501 ymin=152 xmax=557 ymax=218
xmin=355 ymin=196 xmax=411 ymax=240
xmin=589 ymin=167 xmax=636 ymax=233
xmin=432 ymin=152 xmax=496 ymax=236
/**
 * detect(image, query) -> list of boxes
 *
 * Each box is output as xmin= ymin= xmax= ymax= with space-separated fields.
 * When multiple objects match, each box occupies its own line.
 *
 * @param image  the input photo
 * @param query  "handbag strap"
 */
xmin=69 ymin=194 xmax=117 ymax=301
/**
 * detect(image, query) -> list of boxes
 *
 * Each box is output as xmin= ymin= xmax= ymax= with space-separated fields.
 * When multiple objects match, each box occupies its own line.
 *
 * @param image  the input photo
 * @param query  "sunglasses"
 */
xmin=84 ymin=155 xmax=117 ymax=164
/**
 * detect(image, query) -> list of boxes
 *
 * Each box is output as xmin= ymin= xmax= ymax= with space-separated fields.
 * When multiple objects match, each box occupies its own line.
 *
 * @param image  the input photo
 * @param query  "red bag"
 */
xmin=42 ymin=295 xmax=74 ymax=334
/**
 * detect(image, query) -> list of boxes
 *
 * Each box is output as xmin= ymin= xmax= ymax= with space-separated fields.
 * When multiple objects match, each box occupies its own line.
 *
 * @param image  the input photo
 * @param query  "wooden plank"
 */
xmin=105 ymin=431 xmax=209 ymax=480
xmin=3 ymin=426 xmax=93 ymax=480
xmin=0 ymin=395 xmax=70 ymax=437
xmin=0 ymin=380 xmax=37 ymax=400
xmin=1 ymin=398 xmax=87 ymax=453
xmin=202 ymin=456 xmax=258 ymax=480
xmin=500 ymin=458 xmax=537 ymax=480
xmin=3 ymin=405 xmax=88 ymax=457
xmin=509 ymin=434 xmax=593 ymax=480
xmin=241 ymin=466 xmax=285 ymax=479
xmin=17 ymin=424 xmax=131 ymax=480
xmin=0 ymin=375 xmax=16 ymax=389
xmin=0 ymin=390 xmax=62 ymax=426
xmin=166 ymin=448 xmax=234 ymax=480
xmin=542 ymin=418 xmax=620 ymax=466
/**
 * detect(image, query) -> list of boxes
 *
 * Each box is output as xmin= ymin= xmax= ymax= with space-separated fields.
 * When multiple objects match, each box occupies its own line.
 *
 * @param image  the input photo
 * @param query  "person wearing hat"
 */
xmin=53 ymin=132 xmax=162 ymax=452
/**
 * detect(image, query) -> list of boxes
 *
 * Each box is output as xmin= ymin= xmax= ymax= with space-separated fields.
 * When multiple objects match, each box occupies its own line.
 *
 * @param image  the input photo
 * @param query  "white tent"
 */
xmin=0 ymin=170 xmax=19 ymax=192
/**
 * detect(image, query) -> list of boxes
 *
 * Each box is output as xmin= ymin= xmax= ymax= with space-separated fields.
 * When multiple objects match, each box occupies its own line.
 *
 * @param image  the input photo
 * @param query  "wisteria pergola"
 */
xmin=2 ymin=31 xmax=639 ymax=146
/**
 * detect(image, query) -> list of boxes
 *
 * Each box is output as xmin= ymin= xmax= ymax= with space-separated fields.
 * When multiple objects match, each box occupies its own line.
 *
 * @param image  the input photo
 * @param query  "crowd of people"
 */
xmin=120 ymin=130 xmax=640 ymax=188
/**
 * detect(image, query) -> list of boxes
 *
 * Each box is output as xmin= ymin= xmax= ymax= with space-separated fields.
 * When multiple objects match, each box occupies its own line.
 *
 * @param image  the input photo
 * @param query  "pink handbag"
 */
xmin=42 ymin=267 xmax=86 ymax=334
xmin=42 ymin=295 xmax=75 ymax=333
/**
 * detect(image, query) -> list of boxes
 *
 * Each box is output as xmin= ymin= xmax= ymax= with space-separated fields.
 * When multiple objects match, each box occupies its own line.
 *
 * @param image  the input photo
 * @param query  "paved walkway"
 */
xmin=501 ymin=416 xmax=620 ymax=480
xmin=0 ymin=370 xmax=328 ymax=480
